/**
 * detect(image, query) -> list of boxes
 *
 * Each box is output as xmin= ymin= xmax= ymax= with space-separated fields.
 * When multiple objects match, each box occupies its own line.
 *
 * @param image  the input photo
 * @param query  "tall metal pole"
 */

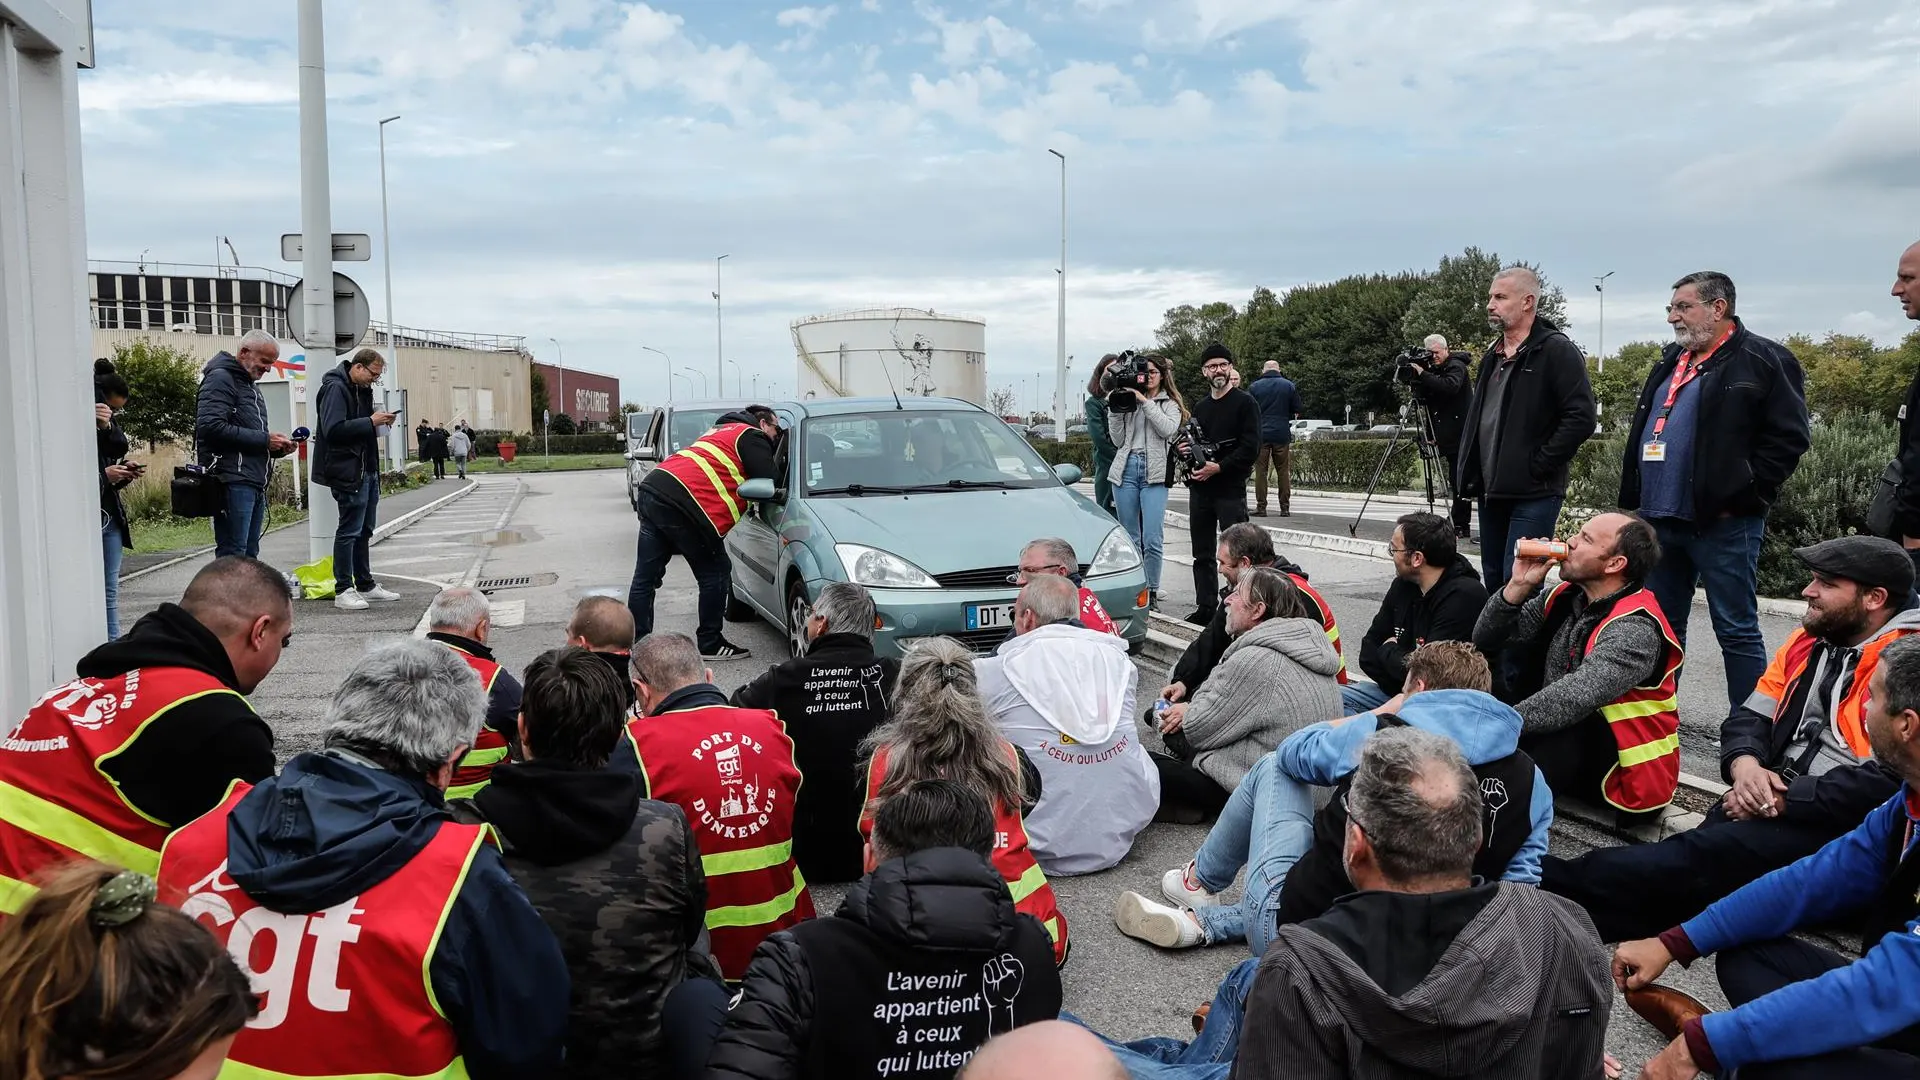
xmin=642 ymin=345 xmax=673 ymax=405
xmin=299 ymin=0 xmax=339 ymax=562
xmin=1048 ymin=149 xmax=1067 ymax=442
xmin=378 ymin=114 xmax=400 ymax=470
xmin=548 ymin=337 xmax=565 ymax=420
xmin=681 ymin=366 xmax=707 ymax=397
xmin=727 ymin=359 xmax=741 ymax=397
xmin=1594 ymin=271 xmax=1615 ymax=372
xmin=713 ymin=254 xmax=728 ymax=388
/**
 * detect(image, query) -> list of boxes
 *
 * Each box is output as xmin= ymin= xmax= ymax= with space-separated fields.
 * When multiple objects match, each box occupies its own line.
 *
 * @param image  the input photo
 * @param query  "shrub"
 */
xmin=1028 ymin=436 xmax=1094 ymax=475
xmin=1292 ymin=439 xmax=1416 ymax=490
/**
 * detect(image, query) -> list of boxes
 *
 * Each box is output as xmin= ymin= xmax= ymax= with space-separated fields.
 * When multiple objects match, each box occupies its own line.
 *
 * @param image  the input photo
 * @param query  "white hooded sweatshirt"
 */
xmin=975 ymin=622 xmax=1159 ymax=875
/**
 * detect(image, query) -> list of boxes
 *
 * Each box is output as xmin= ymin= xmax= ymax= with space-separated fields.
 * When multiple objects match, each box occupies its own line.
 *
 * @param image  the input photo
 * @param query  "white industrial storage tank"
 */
xmin=792 ymin=307 xmax=986 ymax=405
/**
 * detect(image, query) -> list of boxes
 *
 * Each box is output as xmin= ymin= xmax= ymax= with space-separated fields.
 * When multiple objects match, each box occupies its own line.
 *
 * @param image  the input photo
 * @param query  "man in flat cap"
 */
xmin=1543 ymin=534 xmax=1920 ymax=943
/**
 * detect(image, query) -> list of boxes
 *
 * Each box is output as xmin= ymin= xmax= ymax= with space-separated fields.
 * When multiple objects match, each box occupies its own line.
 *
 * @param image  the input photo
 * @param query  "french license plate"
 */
xmin=967 ymin=603 xmax=1015 ymax=631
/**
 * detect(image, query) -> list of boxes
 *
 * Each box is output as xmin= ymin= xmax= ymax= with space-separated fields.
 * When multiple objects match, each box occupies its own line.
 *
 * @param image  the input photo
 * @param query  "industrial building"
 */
xmin=530 ymin=360 xmax=620 ymax=430
xmin=792 ymin=307 xmax=986 ymax=405
xmin=86 ymin=259 xmax=535 ymax=436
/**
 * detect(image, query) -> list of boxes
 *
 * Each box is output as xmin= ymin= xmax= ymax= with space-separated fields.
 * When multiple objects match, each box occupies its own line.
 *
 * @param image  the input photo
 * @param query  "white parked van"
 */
xmin=1291 ymin=418 xmax=1335 ymax=440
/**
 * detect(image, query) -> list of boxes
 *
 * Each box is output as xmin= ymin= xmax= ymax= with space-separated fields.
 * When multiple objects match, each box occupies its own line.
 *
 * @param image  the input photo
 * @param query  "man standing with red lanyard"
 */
xmin=1617 ymin=271 xmax=1809 ymax=711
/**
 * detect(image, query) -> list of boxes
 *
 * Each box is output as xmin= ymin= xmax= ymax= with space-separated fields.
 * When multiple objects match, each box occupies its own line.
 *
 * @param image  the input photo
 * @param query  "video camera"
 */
xmin=1394 ymin=347 xmax=1433 ymax=383
xmin=1098 ymin=350 xmax=1153 ymax=413
xmin=1172 ymin=418 xmax=1220 ymax=474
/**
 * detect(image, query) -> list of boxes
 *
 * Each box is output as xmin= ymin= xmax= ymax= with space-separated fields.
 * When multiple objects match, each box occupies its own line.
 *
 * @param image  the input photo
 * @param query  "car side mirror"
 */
xmin=1052 ymin=463 xmax=1083 ymax=485
xmin=739 ymin=478 xmax=782 ymax=501
xmin=630 ymin=444 xmax=659 ymax=462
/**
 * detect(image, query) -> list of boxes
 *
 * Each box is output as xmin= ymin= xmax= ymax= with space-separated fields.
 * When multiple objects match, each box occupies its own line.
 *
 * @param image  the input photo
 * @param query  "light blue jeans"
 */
xmin=1114 ymin=450 xmax=1169 ymax=592
xmin=1190 ymin=751 xmax=1317 ymax=957
xmin=101 ymin=515 xmax=124 ymax=640
xmin=1066 ymin=957 xmax=1260 ymax=1079
xmin=1340 ymin=680 xmax=1392 ymax=716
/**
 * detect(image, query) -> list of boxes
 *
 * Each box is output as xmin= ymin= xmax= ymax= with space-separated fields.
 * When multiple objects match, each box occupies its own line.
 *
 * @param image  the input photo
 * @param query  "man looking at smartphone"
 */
xmin=315 ymin=347 xmax=402 ymax=611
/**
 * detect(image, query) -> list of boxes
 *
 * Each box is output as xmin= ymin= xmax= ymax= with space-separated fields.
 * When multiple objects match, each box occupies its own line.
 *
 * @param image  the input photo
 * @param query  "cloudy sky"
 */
xmin=79 ymin=1 xmax=1919 ymax=413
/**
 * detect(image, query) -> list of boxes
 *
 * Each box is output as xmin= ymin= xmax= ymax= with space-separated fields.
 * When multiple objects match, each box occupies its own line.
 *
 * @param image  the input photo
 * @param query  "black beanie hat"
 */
xmin=1200 ymin=342 xmax=1233 ymax=363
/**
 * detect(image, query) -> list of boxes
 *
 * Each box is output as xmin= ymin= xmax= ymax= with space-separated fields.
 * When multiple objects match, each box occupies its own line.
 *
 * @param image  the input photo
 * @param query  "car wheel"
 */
xmin=786 ymin=581 xmax=812 ymax=659
xmin=724 ymin=585 xmax=755 ymax=622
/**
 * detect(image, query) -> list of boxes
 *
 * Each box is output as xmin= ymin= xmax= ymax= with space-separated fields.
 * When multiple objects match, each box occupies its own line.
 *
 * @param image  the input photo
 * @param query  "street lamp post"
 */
xmin=671 ymin=372 xmax=692 ymax=399
xmin=1594 ymin=271 xmax=1615 ymax=372
xmin=680 ymin=366 xmax=707 ymax=397
xmin=1048 ymin=148 xmax=1067 ymax=443
xmin=727 ymin=359 xmax=741 ymax=397
xmin=377 ymin=114 xmax=401 ymax=471
xmin=547 ymin=337 xmax=566 ymax=422
xmin=641 ymin=345 xmax=672 ymax=404
xmin=713 ymin=254 xmax=728 ymax=389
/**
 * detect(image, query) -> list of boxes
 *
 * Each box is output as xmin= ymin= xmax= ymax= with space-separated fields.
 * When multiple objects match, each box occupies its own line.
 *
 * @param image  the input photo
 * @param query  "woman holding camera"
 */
xmin=1084 ymin=355 xmax=1120 ymax=514
xmin=1106 ymin=353 xmax=1186 ymax=609
xmin=95 ymin=358 xmax=138 ymax=640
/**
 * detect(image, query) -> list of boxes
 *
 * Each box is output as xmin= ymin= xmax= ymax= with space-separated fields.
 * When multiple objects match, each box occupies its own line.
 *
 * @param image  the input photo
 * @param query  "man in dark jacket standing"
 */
xmin=314 ymin=347 xmax=399 ymax=610
xmin=1617 ymin=271 xmax=1810 ymax=712
xmin=1345 ymin=511 xmax=1487 ymax=714
xmin=703 ymin=779 xmax=1063 ymax=1080
xmin=452 ymin=646 xmax=724 ymax=1079
xmin=731 ymin=581 xmax=898 ymax=884
xmin=196 ymin=330 xmax=295 ymax=558
xmin=1182 ymin=344 xmax=1262 ymax=623
xmin=1404 ymin=334 xmax=1475 ymax=537
xmin=1454 ymin=267 xmax=1597 ymax=588
xmin=1233 ymin=727 xmax=1609 ymax=1080
xmin=1884 ymin=240 xmax=1920 ymax=573
xmin=1246 ymin=360 xmax=1302 ymax=518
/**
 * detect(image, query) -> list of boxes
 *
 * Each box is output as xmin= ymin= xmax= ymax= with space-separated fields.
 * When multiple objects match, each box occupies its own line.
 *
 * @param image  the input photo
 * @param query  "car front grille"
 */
xmin=932 ymin=563 xmax=1091 ymax=589
xmin=951 ymin=627 xmax=1013 ymax=653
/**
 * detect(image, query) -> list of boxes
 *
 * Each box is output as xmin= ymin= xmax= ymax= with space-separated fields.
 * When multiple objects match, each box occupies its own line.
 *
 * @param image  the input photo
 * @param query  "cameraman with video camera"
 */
xmin=1400 ymin=333 xmax=1474 ymax=538
xmin=1181 ymin=343 xmax=1263 ymax=625
xmin=1103 ymin=351 xmax=1187 ymax=609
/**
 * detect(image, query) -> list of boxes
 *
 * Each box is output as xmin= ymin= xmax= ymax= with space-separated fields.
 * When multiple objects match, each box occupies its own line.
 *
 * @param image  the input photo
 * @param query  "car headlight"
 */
xmin=835 ymin=544 xmax=939 ymax=589
xmin=1087 ymin=527 xmax=1141 ymax=576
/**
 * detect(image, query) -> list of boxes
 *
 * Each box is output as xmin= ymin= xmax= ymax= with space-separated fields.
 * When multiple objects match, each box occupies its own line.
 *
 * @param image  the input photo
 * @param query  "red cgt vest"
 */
xmin=658 ymin=422 xmax=754 ymax=537
xmin=158 ymin=782 xmax=492 ymax=1080
xmin=0 ymin=667 xmax=241 ymax=916
xmin=444 ymin=646 xmax=508 ymax=801
xmin=1289 ymin=573 xmax=1348 ymax=685
xmin=861 ymin=744 xmax=1069 ymax=965
xmin=1542 ymin=583 xmax=1686 ymax=812
xmin=626 ymin=704 xmax=814 ymax=979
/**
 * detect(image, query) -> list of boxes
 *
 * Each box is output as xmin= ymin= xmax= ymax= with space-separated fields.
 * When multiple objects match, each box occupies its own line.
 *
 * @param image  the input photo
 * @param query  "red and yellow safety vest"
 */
xmin=1542 ymin=583 xmax=1685 ymax=812
xmin=861 ymin=744 xmax=1069 ymax=965
xmin=1289 ymin=573 xmax=1348 ymax=685
xmin=443 ymin=646 xmax=508 ymax=801
xmin=658 ymin=422 xmax=755 ymax=537
xmin=158 ymin=782 xmax=491 ymax=1080
xmin=625 ymin=704 xmax=814 ymax=979
xmin=0 ymin=667 xmax=242 ymax=916
xmin=1751 ymin=626 xmax=1920 ymax=760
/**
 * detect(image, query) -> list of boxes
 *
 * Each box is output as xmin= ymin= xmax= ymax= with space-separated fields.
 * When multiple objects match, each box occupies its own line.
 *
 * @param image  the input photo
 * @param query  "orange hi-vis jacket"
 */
xmin=1541 ymin=583 xmax=1686 ymax=812
xmin=443 ymin=645 xmax=509 ymax=801
xmin=1289 ymin=573 xmax=1348 ymax=685
xmin=0 ymin=667 xmax=241 ymax=916
xmin=658 ymin=422 xmax=756 ymax=538
xmin=860 ymin=744 xmax=1069 ymax=965
xmin=1745 ymin=625 xmax=1920 ymax=767
xmin=625 ymin=703 xmax=814 ymax=979
xmin=159 ymin=782 xmax=493 ymax=1080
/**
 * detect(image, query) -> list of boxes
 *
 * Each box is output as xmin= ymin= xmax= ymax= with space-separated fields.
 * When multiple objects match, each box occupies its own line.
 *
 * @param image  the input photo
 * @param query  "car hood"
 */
xmin=804 ymin=486 xmax=1116 ymax=578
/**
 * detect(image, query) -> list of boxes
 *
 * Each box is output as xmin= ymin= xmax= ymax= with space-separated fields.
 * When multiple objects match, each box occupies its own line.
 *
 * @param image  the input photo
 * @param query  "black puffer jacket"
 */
xmin=194 ymin=351 xmax=275 ymax=488
xmin=703 ymin=847 xmax=1062 ymax=1080
xmin=314 ymin=358 xmax=379 ymax=491
xmin=1357 ymin=555 xmax=1487 ymax=694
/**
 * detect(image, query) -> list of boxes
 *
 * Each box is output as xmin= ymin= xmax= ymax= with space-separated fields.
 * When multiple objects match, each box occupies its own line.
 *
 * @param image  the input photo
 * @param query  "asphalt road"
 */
xmin=116 ymin=469 xmax=1747 ymax=1074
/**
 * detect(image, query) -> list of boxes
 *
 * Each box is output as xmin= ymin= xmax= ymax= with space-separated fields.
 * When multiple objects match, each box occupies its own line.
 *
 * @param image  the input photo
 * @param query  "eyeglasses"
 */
xmin=1664 ymin=300 xmax=1717 ymax=315
xmin=280 ymin=632 xmax=293 ymax=649
xmin=1011 ymin=562 xmax=1070 ymax=583
xmin=1341 ymin=790 xmax=1366 ymax=832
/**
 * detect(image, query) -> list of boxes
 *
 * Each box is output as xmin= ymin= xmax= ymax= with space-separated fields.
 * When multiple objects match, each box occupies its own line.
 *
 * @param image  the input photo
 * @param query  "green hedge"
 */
xmin=468 ymin=430 xmax=623 ymax=456
xmin=1292 ymin=438 xmax=1418 ymax=490
xmin=1028 ymin=436 xmax=1095 ymax=475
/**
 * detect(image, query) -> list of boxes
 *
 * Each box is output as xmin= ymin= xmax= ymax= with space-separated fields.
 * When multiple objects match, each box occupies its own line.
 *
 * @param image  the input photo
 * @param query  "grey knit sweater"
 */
xmin=1180 ymin=616 xmax=1344 ymax=790
xmin=1472 ymin=583 xmax=1666 ymax=735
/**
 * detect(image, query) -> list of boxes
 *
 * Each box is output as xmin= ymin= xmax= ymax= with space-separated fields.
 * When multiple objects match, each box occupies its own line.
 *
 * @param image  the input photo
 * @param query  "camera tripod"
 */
xmin=1347 ymin=392 xmax=1456 ymax=537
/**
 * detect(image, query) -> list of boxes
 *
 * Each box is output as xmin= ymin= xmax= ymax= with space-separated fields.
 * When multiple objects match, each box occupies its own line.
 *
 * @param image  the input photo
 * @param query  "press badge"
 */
xmin=1641 ymin=441 xmax=1667 ymax=462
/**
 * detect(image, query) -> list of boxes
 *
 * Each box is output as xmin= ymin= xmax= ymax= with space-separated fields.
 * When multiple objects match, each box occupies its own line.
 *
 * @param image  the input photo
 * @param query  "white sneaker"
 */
xmin=333 ymin=590 xmax=369 ymax=610
xmin=1114 ymin=891 xmax=1204 ymax=949
xmin=358 ymin=584 xmax=402 ymax=602
xmin=1162 ymin=861 xmax=1221 ymax=909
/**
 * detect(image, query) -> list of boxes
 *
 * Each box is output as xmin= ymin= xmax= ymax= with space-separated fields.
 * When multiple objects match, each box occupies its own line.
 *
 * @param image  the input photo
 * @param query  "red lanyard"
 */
xmin=1650 ymin=326 xmax=1733 ymax=439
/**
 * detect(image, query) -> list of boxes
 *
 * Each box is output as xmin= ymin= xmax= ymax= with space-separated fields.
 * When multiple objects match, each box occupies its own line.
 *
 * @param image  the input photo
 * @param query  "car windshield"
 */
xmin=668 ymin=409 xmax=729 ymax=454
xmin=799 ymin=411 xmax=1060 ymax=493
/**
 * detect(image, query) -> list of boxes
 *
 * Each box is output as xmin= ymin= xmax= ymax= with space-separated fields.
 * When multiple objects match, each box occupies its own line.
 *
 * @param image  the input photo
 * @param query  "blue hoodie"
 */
xmin=226 ymin=750 xmax=570 ymax=1079
xmin=1273 ymin=689 xmax=1553 ymax=884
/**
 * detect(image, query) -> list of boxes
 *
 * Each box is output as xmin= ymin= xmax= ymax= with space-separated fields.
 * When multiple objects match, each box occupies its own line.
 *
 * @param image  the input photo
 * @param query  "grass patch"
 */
xmin=130 ymin=505 xmax=307 ymax=556
xmin=461 ymin=453 xmax=624 ymax=474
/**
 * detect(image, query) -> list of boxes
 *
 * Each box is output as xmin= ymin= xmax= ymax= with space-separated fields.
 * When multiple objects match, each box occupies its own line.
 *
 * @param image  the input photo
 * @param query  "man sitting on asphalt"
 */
xmin=1614 ymin=634 xmax=1920 ymax=1080
xmin=1159 ymin=523 xmax=1345 ymax=726
xmin=1473 ymin=511 xmax=1685 ymax=821
xmin=428 ymin=586 xmax=525 ymax=800
xmin=1116 ymin=641 xmax=1550 ymax=956
xmin=157 ymin=638 xmax=569 ymax=1078
xmin=1546 ymin=535 xmax=1920 ymax=943
xmin=702 ymin=779 xmax=1063 ymax=1080
xmin=0 ymin=556 xmax=285 ymax=910
xmin=1016 ymin=537 xmax=1119 ymax=633
xmin=626 ymin=631 xmax=813 ymax=981
xmin=977 ymin=574 xmax=1158 ymax=875
xmin=1344 ymin=510 xmax=1488 ymax=715
xmin=452 ymin=645 xmax=725 ymax=1078
xmin=567 ymin=594 xmax=638 ymax=713
xmin=731 ymin=581 xmax=900 ymax=884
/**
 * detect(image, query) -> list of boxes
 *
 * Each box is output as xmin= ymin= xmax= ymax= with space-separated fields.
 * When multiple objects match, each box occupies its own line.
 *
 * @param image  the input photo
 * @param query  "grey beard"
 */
xmin=1487 ymin=314 xmax=1507 ymax=332
xmin=1674 ymin=327 xmax=1716 ymax=350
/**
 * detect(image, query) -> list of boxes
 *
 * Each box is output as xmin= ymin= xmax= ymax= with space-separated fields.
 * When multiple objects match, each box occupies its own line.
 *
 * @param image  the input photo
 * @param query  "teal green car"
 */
xmin=726 ymin=397 xmax=1148 ymax=658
